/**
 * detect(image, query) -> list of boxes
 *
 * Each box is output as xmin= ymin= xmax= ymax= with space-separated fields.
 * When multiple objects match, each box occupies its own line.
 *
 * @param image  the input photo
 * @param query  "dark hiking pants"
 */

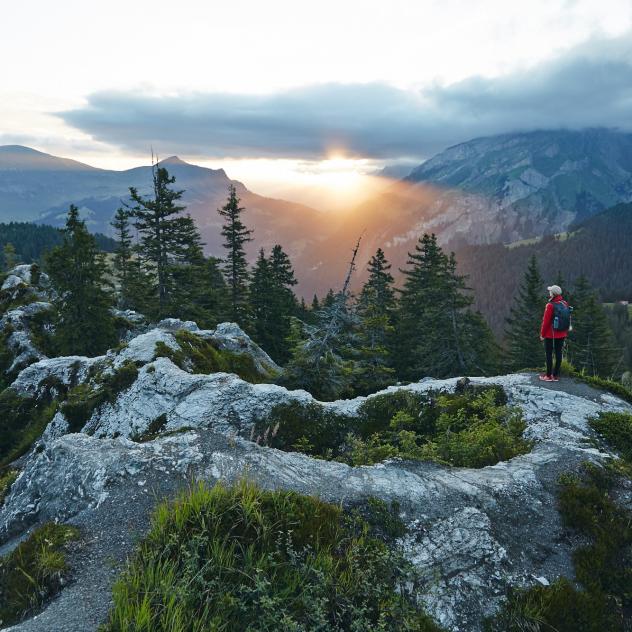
xmin=544 ymin=337 xmax=564 ymax=377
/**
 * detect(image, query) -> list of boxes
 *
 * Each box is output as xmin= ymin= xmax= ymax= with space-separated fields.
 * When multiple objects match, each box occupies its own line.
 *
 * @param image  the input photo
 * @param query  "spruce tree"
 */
xmin=568 ymin=275 xmax=619 ymax=377
xmin=218 ymin=184 xmax=253 ymax=326
xmin=111 ymin=208 xmax=134 ymax=309
xmin=127 ymin=165 xmax=203 ymax=317
xmin=2 ymin=243 xmax=17 ymax=272
xmin=395 ymin=234 xmax=497 ymax=380
xmin=250 ymin=249 xmax=275 ymax=349
xmin=45 ymin=205 xmax=116 ymax=356
xmin=354 ymin=249 xmax=396 ymax=394
xmin=505 ymin=255 xmax=545 ymax=371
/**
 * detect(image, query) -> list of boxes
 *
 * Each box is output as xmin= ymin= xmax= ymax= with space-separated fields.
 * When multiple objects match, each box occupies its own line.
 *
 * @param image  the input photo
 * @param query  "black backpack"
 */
xmin=552 ymin=301 xmax=572 ymax=332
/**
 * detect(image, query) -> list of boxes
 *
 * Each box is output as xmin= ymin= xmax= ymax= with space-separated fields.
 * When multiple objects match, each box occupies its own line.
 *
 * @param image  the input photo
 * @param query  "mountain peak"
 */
xmin=0 ymin=145 xmax=97 ymax=172
xmin=158 ymin=155 xmax=188 ymax=166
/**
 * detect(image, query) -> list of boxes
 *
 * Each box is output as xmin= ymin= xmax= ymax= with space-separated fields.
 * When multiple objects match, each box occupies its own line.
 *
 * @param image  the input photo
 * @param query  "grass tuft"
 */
xmin=0 ymin=522 xmax=80 ymax=628
xmin=101 ymin=479 xmax=443 ymax=632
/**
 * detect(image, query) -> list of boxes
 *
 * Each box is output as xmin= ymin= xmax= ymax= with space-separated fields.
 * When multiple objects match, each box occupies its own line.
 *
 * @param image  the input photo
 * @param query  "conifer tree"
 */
xmin=395 ymin=234 xmax=497 ymax=380
xmin=2 ymin=243 xmax=17 ymax=272
xmin=111 ymin=208 xmax=135 ymax=309
xmin=568 ymin=275 xmax=619 ymax=377
xmin=127 ymin=165 xmax=203 ymax=318
xmin=354 ymin=249 xmax=396 ymax=394
xmin=282 ymin=239 xmax=361 ymax=400
xmin=45 ymin=205 xmax=116 ymax=356
xmin=250 ymin=248 xmax=275 ymax=345
xmin=218 ymin=184 xmax=253 ymax=326
xmin=505 ymin=255 xmax=545 ymax=371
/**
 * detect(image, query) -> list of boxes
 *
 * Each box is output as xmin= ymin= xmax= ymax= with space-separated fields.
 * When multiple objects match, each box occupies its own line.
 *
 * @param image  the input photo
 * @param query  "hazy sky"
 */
xmin=2 ymin=0 xmax=632 ymax=207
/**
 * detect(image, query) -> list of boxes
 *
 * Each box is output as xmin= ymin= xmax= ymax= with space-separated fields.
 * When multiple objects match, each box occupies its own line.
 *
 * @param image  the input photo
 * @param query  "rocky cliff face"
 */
xmin=1 ymin=304 xmax=630 ymax=631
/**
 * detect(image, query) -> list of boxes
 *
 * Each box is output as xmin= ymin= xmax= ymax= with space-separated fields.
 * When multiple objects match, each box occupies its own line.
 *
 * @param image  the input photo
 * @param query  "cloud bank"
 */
xmin=59 ymin=33 xmax=632 ymax=160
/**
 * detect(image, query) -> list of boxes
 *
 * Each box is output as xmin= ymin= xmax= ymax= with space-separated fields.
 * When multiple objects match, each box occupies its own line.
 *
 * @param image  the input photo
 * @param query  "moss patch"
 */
xmin=0 ymin=388 xmax=58 ymax=467
xmin=101 ymin=479 xmax=442 ymax=632
xmin=256 ymin=383 xmax=530 ymax=469
xmin=0 ymin=468 xmax=18 ymax=505
xmin=61 ymin=361 xmax=139 ymax=432
xmin=155 ymin=329 xmax=274 ymax=383
xmin=0 ymin=522 xmax=80 ymax=628
xmin=131 ymin=413 xmax=168 ymax=443
xmin=589 ymin=410 xmax=632 ymax=462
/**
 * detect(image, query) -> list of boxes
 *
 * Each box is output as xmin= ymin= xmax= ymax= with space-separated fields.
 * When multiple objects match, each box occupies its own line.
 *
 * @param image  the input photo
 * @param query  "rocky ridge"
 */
xmin=1 ymin=268 xmax=631 ymax=631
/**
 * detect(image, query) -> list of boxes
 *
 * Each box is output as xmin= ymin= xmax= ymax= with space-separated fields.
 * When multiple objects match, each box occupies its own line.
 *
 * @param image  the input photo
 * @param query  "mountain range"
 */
xmin=0 ymin=145 xmax=326 ymax=264
xmin=1 ymin=128 xmax=631 ymax=297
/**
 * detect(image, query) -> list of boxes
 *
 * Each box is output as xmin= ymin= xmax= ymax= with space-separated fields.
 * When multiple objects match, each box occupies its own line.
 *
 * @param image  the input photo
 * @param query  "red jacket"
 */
xmin=540 ymin=295 xmax=569 ymax=339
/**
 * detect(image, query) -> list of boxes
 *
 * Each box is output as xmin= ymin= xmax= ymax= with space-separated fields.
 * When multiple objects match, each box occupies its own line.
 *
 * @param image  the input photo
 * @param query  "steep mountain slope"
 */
xmin=295 ymin=129 xmax=632 ymax=297
xmin=0 ymin=147 xmax=326 ymax=261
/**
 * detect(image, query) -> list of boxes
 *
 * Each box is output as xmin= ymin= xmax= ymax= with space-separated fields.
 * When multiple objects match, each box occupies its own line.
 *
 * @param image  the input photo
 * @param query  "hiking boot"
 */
xmin=539 ymin=374 xmax=554 ymax=382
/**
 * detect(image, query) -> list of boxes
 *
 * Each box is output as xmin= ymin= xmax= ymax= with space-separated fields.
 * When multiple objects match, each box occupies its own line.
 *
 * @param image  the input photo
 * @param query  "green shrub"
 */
xmin=257 ymin=385 xmax=530 ymax=469
xmin=0 ymin=468 xmax=18 ymax=505
xmin=0 ymin=388 xmax=58 ymax=467
xmin=0 ymin=522 xmax=80 ymax=628
xmin=61 ymin=361 xmax=139 ymax=432
xmin=346 ymin=386 xmax=530 ymax=468
xmin=101 ymin=480 xmax=442 ymax=632
xmin=28 ymin=307 xmax=56 ymax=358
xmin=487 ymin=463 xmax=631 ymax=631
xmin=589 ymin=411 xmax=632 ymax=462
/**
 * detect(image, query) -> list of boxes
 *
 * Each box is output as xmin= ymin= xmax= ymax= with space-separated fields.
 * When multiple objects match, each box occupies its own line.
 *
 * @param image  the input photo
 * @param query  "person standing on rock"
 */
xmin=539 ymin=284 xmax=571 ymax=382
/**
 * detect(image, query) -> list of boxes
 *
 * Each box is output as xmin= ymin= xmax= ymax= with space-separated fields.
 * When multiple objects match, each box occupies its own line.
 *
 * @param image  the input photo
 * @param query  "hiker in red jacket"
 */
xmin=539 ymin=284 xmax=571 ymax=382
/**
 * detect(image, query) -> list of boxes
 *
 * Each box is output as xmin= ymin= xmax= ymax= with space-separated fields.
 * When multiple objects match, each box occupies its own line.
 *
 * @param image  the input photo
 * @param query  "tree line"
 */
xmin=17 ymin=164 xmax=628 ymax=399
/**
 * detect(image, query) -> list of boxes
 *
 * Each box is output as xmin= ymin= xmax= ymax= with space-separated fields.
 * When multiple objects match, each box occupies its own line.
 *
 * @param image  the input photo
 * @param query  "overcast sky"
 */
xmin=1 ymin=0 xmax=632 ymax=204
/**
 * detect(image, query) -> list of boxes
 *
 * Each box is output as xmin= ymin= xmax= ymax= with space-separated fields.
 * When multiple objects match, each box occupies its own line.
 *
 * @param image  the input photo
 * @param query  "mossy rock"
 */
xmin=61 ymin=361 xmax=139 ymax=432
xmin=0 ymin=388 xmax=58 ymax=468
xmin=155 ymin=329 xmax=275 ymax=383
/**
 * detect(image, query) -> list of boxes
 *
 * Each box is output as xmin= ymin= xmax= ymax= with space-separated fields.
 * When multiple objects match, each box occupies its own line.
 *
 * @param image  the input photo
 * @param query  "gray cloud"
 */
xmin=59 ymin=33 xmax=632 ymax=160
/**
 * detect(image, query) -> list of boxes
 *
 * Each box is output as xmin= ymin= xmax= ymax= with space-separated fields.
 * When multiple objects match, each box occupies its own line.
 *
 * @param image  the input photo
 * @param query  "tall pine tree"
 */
xmin=505 ymin=255 xmax=545 ymax=370
xmin=354 ymin=248 xmax=396 ymax=394
xmin=218 ymin=184 xmax=253 ymax=326
xmin=568 ymin=275 xmax=619 ymax=377
xmin=127 ymin=164 xmax=203 ymax=317
xmin=45 ymin=205 xmax=116 ymax=356
xmin=395 ymin=234 xmax=497 ymax=380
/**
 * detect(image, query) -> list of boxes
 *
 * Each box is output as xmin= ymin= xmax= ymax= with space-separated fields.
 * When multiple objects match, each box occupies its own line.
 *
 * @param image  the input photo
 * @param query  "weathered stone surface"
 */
xmin=83 ymin=356 xmax=309 ymax=439
xmin=0 ymin=301 xmax=54 ymax=374
xmin=1 ymin=368 xmax=630 ymax=632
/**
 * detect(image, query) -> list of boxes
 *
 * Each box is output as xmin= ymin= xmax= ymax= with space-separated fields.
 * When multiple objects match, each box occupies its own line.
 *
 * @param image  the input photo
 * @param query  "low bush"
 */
xmin=0 ymin=522 xmax=80 ymax=628
xmin=101 ymin=480 xmax=442 ymax=632
xmin=588 ymin=411 xmax=632 ymax=461
xmin=257 ymin=384 xmax=531 ymax=469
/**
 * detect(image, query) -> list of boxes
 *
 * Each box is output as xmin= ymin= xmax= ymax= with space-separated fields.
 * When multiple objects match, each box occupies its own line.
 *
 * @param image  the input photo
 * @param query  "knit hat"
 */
xmin=547 ymin=285 xmax=562 ymax=296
